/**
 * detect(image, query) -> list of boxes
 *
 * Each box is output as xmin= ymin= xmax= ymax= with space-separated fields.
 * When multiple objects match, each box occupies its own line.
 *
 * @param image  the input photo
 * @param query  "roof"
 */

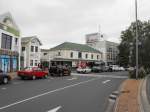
xmin=0 ymin=12 xmax=19 ymax=31
xmin=50 ymin=42 xmax=101 ymax=53
xmin=21 ymin=36 xmax=42 ymax=45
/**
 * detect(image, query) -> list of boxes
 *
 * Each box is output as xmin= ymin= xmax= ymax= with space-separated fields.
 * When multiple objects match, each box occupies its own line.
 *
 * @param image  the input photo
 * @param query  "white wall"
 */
xmin=21 ymin=38 xmax=41 ymax=67
xmin=46 ymin=50 xmax=102 ymax=61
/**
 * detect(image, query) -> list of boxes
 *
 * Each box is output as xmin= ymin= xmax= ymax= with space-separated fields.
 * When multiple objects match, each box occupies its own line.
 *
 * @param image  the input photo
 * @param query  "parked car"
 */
xmin=92 ymin=66 xmax=103 ymax=73
xmin=49 ymin=65 xmax=71 ymax=77
xmin=119 ymin=67 xmax=125 ymax=71
xmin=77 ymin=67 xmax=91 ymax=73
xmin=17 ymin=67 xmax=48 ymax=80
xmin=0 ymin=69 xmax=11 ymax=84
xmin=102 ymin=66 xmax=111 ymax=72
xmin=109 ymin=65 xmax=119 ymax=71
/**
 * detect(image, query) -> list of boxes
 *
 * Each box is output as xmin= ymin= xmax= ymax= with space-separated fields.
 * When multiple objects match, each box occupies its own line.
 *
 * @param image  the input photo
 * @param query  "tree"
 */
xmin=118 ymin=20 xmax=150 ymax=69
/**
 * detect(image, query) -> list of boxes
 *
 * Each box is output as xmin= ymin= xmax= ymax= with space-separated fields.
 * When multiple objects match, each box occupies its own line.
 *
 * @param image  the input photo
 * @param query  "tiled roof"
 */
xmin=21 ymin=36 xmax=42 ymax=45
xmin=50 ymin=42 xmax=101 ymax=53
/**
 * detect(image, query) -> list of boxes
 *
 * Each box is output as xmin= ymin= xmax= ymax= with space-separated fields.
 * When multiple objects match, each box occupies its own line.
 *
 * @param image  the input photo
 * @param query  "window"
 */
xmin=15 ymin=38 xmax=18 ymax=45
xmin=30 ymin=60 xmax=33 ymax=66
xmin=35 ymin=60 xmax=38 ymax=66
xmin=35 ymin=46 xmax=38 ymax=52
xmin=91 ymin=54 xmax=93 ymax=59
xmin=31 ymin=46 xmax=34 ymax=52
xmin=58 ymin=52 xmax=61 ymax=56
xmin=22 ymin=47 xmax=25 ymax=51
xmin=44 ymin=53 xmax=47 ymax=55
xmin=1 ymin=33 xmax=12 ymax=50
xmin=97 ymin=55 xmax=99 ymax=60
xmin=78 ymin=52 xmax=82 ymax=58
xmin=85 ymin=54 xmax=88 ymax=59
xmin=70 ymin=52 xmax=73 ymax=58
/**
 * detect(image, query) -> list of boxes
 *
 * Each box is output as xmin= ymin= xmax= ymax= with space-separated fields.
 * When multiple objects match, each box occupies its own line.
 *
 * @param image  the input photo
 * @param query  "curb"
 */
xmin=113 ymin=80 xmax=126 ymax=112
xmin=139 ymin=75 xmax=150 ymax=112
xmin=105 ymin=80 xmax=126 ymax=112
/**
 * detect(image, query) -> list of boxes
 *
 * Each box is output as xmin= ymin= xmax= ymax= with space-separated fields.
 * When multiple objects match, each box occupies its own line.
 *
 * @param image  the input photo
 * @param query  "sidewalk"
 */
xmin=115 ymin=79 xmax=141 ymax=112
xmin=8 ymin=72 xmax=17 ymax=79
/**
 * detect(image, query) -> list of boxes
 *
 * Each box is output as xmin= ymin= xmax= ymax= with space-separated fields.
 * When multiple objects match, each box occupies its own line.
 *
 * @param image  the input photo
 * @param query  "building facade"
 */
xmin=0 ymin=12 xmax=21 ymax=72
xmin=21 ymin=36 xmax=42 ymax=68
xmin=86 ymin=33 xmax=119 ymax=65
xmin=41 ymin=42 xmax=103 ymax=68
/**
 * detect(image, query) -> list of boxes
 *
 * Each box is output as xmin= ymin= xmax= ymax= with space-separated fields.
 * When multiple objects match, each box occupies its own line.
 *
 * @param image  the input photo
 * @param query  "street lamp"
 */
xmin=135 ymin=0 xmax=139 ymax=79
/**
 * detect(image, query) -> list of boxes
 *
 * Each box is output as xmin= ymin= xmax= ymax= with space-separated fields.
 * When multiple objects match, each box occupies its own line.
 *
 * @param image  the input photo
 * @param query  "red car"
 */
xmin=17 ymin=67 xmax=48 ymax=80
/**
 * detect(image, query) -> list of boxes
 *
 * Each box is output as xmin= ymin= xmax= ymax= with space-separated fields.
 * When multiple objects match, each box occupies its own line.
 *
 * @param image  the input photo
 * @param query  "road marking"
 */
xmin=102 ymin=80 xmax=110 ymax=84
xmin=0 ymin=78 xmax=99 ymax=110
xmin=67 ymin=77 xmax=77 ymax=80
xmin=72 ymin=73 xmax=128 ymax=79
xmin=1 ymin=87 xmax=7 ymax=90
xmin=13 ymin=82 xmax=24 ymax=85
xmin=47 ymin=106 xmax=61 ymax=112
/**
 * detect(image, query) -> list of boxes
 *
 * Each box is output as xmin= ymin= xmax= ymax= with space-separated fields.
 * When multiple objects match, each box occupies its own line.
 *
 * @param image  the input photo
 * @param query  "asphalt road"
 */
xmin=0 ymin=72 xmax=128 ymax=112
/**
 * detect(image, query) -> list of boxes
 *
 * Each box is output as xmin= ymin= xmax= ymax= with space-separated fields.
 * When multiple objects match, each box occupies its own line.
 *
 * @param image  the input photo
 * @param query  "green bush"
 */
xmin=128 ymin=66 xmax=146 ymax=79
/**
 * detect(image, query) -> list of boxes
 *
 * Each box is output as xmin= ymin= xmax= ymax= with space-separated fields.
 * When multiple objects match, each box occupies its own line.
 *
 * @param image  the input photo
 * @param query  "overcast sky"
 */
xmin=0 ymin=0 xmax=149 ymax=48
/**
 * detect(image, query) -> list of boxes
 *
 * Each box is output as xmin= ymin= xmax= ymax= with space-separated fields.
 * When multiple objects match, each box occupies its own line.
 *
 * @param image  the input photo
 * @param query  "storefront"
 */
xmin=0 ymin=49 xmax=18 ymax=72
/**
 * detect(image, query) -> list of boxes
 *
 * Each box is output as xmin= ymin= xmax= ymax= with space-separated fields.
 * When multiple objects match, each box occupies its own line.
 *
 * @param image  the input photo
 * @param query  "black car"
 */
xmin=49 ymin=65 xmax=71 ymax=77
xmin=0 ymin=69 xmax=11 ymax=84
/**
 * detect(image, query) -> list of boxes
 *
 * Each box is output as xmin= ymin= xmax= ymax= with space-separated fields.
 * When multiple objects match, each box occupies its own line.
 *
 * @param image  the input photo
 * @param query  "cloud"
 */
xmin=0 ymin=0 xmax=149 ymax=48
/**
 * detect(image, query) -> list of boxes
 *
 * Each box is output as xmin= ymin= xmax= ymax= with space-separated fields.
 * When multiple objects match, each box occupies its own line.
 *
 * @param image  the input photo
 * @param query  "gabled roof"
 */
xmin=50 ymin=42 xmax=101 ymax=53
xmin=21 ymin=36 xmax=42 ymax=45
xmin=0 ymin=12 xmax=19 ymax=31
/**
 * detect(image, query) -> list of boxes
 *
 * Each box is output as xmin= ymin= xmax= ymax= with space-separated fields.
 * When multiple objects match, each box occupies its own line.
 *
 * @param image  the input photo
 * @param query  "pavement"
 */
xmin=0 ymin=71 xmax=127 ymax=112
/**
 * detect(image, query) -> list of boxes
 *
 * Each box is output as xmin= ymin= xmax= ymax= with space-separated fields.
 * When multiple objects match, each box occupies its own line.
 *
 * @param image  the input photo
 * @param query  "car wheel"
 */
xmin=32 ymin=75 xmax=36 ymax=80
xmin=60 ymin=72 xmax=63 ymax=77
xmin=21 ymin=76 xmax=24 ymax=80
xmin=44 ymin=74 xmax=48 ymax=79
xmin=3 ymin=77 xmax=8 ymax=84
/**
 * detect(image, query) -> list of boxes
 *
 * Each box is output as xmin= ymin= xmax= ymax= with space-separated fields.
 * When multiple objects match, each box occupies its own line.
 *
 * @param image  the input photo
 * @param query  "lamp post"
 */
xmin=135 ymin=0 xmax=139 ymax=79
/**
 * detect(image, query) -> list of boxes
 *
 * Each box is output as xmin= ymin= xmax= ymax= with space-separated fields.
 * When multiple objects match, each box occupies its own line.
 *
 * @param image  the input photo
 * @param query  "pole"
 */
xmin=135 ymin=0 xmax=138 ymax=79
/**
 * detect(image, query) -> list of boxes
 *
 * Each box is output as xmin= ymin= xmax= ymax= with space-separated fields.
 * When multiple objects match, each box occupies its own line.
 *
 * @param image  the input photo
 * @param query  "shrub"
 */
xmin=128 ymin=66 xmax=146 ymax=79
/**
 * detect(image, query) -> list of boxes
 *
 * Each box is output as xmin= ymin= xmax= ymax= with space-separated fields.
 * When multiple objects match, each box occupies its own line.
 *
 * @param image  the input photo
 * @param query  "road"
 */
xmin=0 ymin=72 xmax=128 ymax=112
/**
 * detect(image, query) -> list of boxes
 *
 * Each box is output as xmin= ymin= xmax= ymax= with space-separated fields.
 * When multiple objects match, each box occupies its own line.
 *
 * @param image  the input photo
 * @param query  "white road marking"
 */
xmin=13 ymin=82 xmax=24 ymax=85
xmin=1 ymin=87 xmax=7 ymax=90
xmin=67 ymin=77 xmax=77 ymax=80
xmin=47 ymin=106 xmax=61 ymax=112
xmin=102 ymin=80 xmax=111 ymax=84
xmin=0 ymin=78 xmax=99 ymax=110
xmin=72 ymin=73 xmax=128 ymax=79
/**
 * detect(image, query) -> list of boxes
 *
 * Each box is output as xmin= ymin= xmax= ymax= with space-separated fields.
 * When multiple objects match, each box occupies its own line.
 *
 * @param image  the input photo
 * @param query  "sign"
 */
xmin=86 ymin=33 xmax=100 ymax=43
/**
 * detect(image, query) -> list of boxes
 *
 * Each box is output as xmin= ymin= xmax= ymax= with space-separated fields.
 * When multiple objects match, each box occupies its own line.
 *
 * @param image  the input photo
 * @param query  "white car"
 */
xmin=119 ymin=67 xmax=125 ymax=71
xmin=110 ymin=65 xmax=120 ymax=71
xmin=77 ymin=67 xmax=91 ymax=73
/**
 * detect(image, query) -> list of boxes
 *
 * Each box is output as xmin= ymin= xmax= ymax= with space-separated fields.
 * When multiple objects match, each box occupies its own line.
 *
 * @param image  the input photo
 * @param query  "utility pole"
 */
xmin=135 ymin=0 xmax=139 ymax=79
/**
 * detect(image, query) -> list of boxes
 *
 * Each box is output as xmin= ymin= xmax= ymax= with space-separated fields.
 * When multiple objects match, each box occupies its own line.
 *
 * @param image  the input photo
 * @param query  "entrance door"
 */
xmin=1 ymin=55 xmax=10 ymax=73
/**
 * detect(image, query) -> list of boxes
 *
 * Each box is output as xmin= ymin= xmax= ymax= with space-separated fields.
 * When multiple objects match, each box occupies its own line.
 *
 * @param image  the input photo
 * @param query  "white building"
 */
xmin=41 ymin=42 xmax=103 ymax=68
xmin=0 ymin=12 xmax=21 ymax=72
xmin=21 ymin=36 xmax=42 ymax=68
xmin=86 ymin=33 xmax=119 ymax=65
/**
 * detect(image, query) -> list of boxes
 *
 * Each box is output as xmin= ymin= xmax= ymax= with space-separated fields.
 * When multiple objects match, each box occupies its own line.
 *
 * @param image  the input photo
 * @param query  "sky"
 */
xmin=0 ymin=0 xmax=150 ymax=49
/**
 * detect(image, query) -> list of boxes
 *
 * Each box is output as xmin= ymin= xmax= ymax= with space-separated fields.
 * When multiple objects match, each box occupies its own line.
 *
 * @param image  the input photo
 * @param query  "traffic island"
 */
xmin=114 ymin=79 xmax=141 ymax=112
